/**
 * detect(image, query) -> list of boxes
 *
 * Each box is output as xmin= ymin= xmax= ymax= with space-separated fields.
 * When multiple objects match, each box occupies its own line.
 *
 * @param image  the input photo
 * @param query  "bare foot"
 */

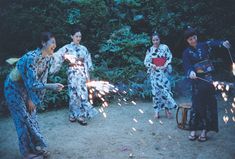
xmin=35 ymin=146 xmax=50 ymax=158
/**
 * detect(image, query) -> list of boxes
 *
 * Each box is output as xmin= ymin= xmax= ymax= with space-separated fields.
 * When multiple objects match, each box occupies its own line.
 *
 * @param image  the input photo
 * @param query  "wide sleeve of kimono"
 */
xmin=17 ymin=52 xmax=45 ymax=106
xmin=163 ymin=44 xmax=172 ymax=67
xmin=84 ymin=47 xmax=94 ymax=71
xmin=49 ymin=46 xmax=68 ymax=74
xmin=205 ymin=39 xmax=224 ymax=51
xmin=182 ymin=49 xmax=194 ymax=77
xmin=203 ymin=40 xmax=224 ymax=53
xmin=144 ymin=49 xmax=152 ymax=68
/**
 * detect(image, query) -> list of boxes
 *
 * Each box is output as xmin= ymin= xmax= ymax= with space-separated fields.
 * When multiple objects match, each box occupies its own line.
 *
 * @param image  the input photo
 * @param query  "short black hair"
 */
xmin=184 ymin=27 xmax=197 ymax=40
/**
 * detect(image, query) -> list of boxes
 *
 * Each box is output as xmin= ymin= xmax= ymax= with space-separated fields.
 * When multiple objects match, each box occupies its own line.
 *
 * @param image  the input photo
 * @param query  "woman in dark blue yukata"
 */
xmin=4 ymin=32 xmax=64 ymax=159
xmin=183 ymin=27 xmax=231 ymax=142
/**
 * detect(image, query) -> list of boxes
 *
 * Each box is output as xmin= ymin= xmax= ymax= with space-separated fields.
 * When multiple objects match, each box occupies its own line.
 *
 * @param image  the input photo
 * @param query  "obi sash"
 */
xmin=152 ymin=57 xmax=166 ymax=66
xmin=194 ymin=60 xmax=214 ymax=74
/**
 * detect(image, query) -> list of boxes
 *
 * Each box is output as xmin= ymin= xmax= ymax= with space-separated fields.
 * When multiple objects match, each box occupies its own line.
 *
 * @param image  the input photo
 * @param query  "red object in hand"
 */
xmin=152 ymin=57 xmax=166 ymax=66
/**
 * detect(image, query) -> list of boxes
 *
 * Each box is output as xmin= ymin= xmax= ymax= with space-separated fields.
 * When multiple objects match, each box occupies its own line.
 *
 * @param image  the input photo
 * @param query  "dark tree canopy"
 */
xmin=0 ymin=0 xmax=234 ymax=108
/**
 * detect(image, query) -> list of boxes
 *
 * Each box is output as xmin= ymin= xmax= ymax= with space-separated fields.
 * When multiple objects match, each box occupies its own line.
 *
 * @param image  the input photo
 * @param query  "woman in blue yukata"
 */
xmin=4 ymin=32 xmax=64 ymax=159
xmin=50 ymin=27 xmax=98 ymax=125
xmin=183 ymin=27 xmax=231 ymax=142
xmin=144 ymin=32 xmax=177 ymax=119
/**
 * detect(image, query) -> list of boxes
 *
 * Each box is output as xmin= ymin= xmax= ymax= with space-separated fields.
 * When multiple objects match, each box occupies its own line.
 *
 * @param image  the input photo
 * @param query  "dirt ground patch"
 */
xmin=0 ymin=97 xmax=234 ymax=159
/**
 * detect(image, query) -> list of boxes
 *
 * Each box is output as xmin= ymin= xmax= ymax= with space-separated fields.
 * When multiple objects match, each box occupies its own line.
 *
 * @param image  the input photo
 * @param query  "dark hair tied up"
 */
xmin=184 ymin=27 xmax=197 ymax=40
xmin=70 ymin=26 xmax=81 ymax=36
xmin=41 ymin=32 xmax=54 ymax=46
xmin=152 ymin=31 xmax=159 ymax=38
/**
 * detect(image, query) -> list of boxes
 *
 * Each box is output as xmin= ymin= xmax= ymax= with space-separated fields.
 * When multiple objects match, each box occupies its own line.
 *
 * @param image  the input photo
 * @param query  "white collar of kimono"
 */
xmin=36 ymin=48 xmax=51 ymax=59
xmin=71 ymin=42 xmax=81 ymax=47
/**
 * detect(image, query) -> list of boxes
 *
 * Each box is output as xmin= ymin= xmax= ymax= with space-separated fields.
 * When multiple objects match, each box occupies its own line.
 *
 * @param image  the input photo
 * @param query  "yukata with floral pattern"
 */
xmin=183 ymin=40 xmax=224 ymax=132
xmin=50 ymin=42 xmax=98 ymax=120
xmin=144 ymin=44 xmax=177 ymax=114
xmin=4 ymin=49 xmax=50 ymax=156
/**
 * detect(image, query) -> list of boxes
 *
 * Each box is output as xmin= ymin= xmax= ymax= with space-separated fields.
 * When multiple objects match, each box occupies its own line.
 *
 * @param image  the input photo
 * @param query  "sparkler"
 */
xmin=196 ymin=76 xmax=211 ymax=83
xmin=227 ymin=49 xmax=235 ymax=76
xmin=86 ymin=80 xmax=141 ymax=122
xmin=86 ymin=80 xmax=118 ymax=118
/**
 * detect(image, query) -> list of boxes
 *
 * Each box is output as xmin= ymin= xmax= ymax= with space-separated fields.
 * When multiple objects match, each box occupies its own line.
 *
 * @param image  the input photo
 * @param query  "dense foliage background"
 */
xmin=0 ymin=0 xmax=235 ymax=111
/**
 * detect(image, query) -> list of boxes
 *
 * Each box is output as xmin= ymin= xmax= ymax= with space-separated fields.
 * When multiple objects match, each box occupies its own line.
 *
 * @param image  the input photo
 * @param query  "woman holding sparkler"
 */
xmin=183 ymin=27 xmax=231 ymax=142
xmin=144 ymin=32 xmax=177 ymax=119
xmin=50 ymin=27 xmax=98 ymax=125
xmin=4 ymin=32 xmax=64 ymax=159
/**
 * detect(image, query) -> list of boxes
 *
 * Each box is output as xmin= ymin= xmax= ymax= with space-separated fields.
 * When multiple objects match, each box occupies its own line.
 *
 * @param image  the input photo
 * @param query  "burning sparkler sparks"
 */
xmin=226 ymin=85 xmax=230 ymax=91
xmin=138 ymin=109 xmax=144 ymax=114
xmin=102 ymin=112 xmax=107 ymax=118
xmin=232 ymin=103 xmax=235 ymax=108
xmin=223 ymin=115 xmax=229 ymax=124
xmin=86 ymin=81 xmax=116 ymax=112
xmin=64 ymin=54 xmax=77 ymax=64
xmin=231 ymin=108 xmax=234 ymax=114
xmin=85 ymin=80 xmax=141 ymax=123
xmin=99 ymin=108 xmax=104 ymax=113
xmin=132 ymin=127 xmax=137 ymax=132
xmin=232 ymin=63 xmax=235 ymax=76
xmin=148 ymin=119 xmax=154 ymax=125
xmin=225 ymin=48 xmax=235 ymax=76
xmin=131 ymin=101 xmax=137 ymax=105
xmin=133 ymin=118 xmax=138 ymax=123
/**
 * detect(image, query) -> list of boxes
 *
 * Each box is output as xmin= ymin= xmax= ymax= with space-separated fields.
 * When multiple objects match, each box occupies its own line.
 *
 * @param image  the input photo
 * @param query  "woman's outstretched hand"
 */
xmin=223 ymin=40 xmax=231 ymax=49
xmin=189 ymin=71 xmax=197 ymax=79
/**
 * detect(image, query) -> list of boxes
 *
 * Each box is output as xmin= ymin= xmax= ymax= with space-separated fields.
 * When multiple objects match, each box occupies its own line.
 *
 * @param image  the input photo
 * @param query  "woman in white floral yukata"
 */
xmin=144 ymin=32 xmax=177 ymax=119
xmin=50 ymin=27 xmax=98 ymax=125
